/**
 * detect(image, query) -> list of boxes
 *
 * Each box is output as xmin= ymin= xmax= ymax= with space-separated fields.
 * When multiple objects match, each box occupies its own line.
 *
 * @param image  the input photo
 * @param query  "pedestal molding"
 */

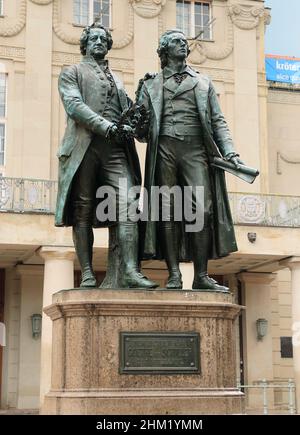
xmin=45 ymin=299 xmax=242 ymax=320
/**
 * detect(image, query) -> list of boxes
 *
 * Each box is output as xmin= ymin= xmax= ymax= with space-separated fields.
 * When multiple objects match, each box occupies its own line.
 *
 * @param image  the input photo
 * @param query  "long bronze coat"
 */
xmin=137 ymin=66 xmax=238 ymax=260
xmin=55 ymin=56 xmax=141 ymax=227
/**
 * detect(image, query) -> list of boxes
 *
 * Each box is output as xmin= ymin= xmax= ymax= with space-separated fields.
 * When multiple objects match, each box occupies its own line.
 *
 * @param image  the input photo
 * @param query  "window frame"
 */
xmin=73 ymin=0 xmax=112 ymax=28
xmin=0 ymin=73 xmax=7 ymax=168
xmin=0 ymin=124 xmax=6 ymax=168
xmin=176 ymin=0 xmax=213 ymax=41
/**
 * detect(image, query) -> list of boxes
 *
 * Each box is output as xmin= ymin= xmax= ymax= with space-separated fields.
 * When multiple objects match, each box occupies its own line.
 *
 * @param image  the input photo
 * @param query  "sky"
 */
xmin=265 ymin=0 xmax=300 ymax=58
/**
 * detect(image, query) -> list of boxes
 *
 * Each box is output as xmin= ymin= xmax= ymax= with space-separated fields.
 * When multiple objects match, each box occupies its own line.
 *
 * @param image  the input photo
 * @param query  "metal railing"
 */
xmin=1 ymin=176 xmax=300 ymax=228
xmin=0 ymin=177 xmax=57 ymax=214
xmin=237 ymin=379 xmax=296 ymax=415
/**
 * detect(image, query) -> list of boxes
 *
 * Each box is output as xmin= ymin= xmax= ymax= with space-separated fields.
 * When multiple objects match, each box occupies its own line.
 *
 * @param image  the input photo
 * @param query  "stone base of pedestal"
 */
xmin=43 ymin=389 xmax=243 ymax=415
xmin=41 ymin=289 xmax=244 ymax=415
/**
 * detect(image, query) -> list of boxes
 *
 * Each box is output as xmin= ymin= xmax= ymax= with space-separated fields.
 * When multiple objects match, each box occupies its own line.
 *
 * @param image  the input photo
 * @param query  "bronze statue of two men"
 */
xmin=55 ymin=22 xmax=244 ymax=292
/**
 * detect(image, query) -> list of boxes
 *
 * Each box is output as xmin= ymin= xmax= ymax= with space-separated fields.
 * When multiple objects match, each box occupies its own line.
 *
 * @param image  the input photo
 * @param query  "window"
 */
xmin=0 ymin=1 xmax=3 ymax=16
xmin=280 ymin=337 xmax=293 ymax=358
xmin=176 ymin=1 xmax=212 ymax=40
xmin=73 ymin=0 xmax=111 ymax=27
xmin=0 ymin=125 xmax=5 ymax=166
xmin=0 ymin=73 xmax=6 ymax=167
xmin=0 ymin=73 xmax=6 ymax=118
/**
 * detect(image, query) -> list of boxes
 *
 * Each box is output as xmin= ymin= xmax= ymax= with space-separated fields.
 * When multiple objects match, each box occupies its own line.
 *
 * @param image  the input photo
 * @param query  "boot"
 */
xmin=191 ymin=228 xmax=229 ymax=293
xmin=160 ymin=223 xmax=182 ymax=289
xmin=118 ymin=223 xmax=158 ymax=288
xmin=73 ymin=226 xmax=97 ymax=288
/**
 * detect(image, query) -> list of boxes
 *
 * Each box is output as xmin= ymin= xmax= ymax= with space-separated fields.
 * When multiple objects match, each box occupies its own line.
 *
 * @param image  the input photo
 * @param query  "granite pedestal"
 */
xmin=41 ymin=289 xmax=244 ymax=415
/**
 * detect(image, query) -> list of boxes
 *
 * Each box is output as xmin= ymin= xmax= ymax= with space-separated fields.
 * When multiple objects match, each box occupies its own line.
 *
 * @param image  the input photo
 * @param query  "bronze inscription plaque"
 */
xmin=120 ymin=332 xmax=200 ymax=374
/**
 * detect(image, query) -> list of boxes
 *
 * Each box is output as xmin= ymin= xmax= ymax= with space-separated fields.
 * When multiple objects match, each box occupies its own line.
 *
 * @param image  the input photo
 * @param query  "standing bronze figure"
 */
xmin=136 ymin=30 xmax=245 ymax=292
xmin=55 ymin=22 xmax=157 ymax=289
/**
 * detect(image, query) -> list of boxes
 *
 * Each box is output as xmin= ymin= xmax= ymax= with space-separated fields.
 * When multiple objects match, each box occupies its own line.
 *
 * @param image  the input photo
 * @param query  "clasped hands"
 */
xmin=108 ymin=123 xmax=134 ymax=143
xmin=108 ymin=103 xmax=150 ymax=143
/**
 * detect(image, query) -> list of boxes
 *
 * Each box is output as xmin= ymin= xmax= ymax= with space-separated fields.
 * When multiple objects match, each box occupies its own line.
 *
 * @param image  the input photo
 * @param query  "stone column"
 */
xmin=280 ymin=257 xmax=300 ymax=412
xmin=132 ymin=0 xmax=165 ymax=178
xmin=132 ymin=1 xmax=162 ymax=89
xmin=16 ymin=265 xmax=43 ymax=409
xmin=38 ymin=247 xmax=75 ymax=407
xmin=180 ymin=262 xmax=193 ymax=289
xmin=0 ymin=267 xmax=20 ymax=409
xmin=22 ymin=0 xmax=53 ymax=178
xmin=230 ymin=3 xmax=266 ymax=193
xmin=238 ymin=272 xmax=276 ymax=410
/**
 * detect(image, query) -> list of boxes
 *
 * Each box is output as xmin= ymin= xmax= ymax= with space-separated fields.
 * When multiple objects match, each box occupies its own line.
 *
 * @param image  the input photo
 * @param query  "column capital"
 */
xmin=237 ymin=272 xmax=276 ymax=285
xmin=38 ymin=246 xmax=76 ymax=262
xmin=280 ymin=256 xmax=300 ymax=270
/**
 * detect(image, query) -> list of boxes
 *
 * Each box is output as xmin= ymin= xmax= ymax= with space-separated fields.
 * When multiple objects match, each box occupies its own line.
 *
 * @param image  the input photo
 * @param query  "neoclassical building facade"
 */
xmin=0 ymin=0 xmax=300 ymax=413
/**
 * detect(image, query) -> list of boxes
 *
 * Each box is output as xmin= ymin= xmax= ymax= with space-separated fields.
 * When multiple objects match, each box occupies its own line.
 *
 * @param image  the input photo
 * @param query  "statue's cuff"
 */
xmin=225 ymin=152 xmax=239 ymax=161
xmin=106 ymin=123 xmax=117 ymax=138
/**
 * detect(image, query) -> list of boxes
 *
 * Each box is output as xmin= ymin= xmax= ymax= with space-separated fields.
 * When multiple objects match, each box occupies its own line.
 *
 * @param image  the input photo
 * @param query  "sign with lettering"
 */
xmin=120 ymin=332 xmax=200 ymax=374
xmin=266 ymin=55 xmax=300 ymax=84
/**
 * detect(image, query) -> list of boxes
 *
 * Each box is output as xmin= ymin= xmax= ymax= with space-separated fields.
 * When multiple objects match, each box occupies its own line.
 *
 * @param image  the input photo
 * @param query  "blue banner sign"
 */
xmin=265 ymin=55 xmax=300 ymax=84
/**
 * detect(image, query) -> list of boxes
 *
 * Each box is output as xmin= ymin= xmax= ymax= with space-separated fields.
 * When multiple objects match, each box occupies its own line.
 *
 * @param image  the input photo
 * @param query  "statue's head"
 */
xmin=80 ymin=21 xmax=113 ymax=58
xmin=157 ymin=29 xmax=190 ymax=68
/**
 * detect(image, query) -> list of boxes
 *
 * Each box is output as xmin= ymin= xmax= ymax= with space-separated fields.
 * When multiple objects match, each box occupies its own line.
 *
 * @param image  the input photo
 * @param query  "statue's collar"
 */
xmin=82 ymin=56 xmax=109 ymax=69
xmin=163 ymin=63 xmax=192 ymax=79
xmin=162 ymin=64 xmax=198 ymax=79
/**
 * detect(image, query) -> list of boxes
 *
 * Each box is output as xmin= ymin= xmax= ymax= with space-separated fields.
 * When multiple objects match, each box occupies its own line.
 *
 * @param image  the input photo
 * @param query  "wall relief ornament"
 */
xmin=188 ymin=3 xmax=271 ymax=65
xmin=112 ymin=6 xmax=134 ymax=49
xmin=277 ymin=152 xmax=300 ymax=175
xmin=29 ymin=0 xmax=53 ymax=5
xmin=228 ymin=5 xmax=270 ymax=30
xmin=0 ymin=0 xmax=26 ymax=37
xmin=264 ymin=8 xmax=271 ymax=27
xmin=0 ymin=45 xmax=25 ymax=60
xmin=53 ymin=0 xmax=79 ymax=45
xmin=53 ymin=0 xmax=133 ymax=49
xmin=237 ymin=195 xmax=265 ymax=224
xmin=188 ymin=13 xmax=233 ymax=65
xmin=129 ymin=0 xmax=166 ymax=18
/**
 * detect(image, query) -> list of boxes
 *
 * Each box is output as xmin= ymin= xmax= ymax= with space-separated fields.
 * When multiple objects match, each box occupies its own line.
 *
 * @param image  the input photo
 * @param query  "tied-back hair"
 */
xmin=80 ymin=20 xmax=113 ymax=55
xmin=157 ymin=29 xmax=190 ymax=69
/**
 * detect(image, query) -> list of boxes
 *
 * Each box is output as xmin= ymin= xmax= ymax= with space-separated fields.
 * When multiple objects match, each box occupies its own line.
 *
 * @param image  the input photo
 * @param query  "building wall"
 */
xmin=0 ymin=0 xmax=271 ymax=188
xmin=16 ymin=266 xmax=43 ymax=409
xmin=267 ymin=87 xmax=300 ymax=196
xmin=1 ymin=268 xmax=21 ymax=408
xmin=271 ymin=268 xmax=294 ymax=408
xmin=0 ymin=0 xmax=298 ymax=411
